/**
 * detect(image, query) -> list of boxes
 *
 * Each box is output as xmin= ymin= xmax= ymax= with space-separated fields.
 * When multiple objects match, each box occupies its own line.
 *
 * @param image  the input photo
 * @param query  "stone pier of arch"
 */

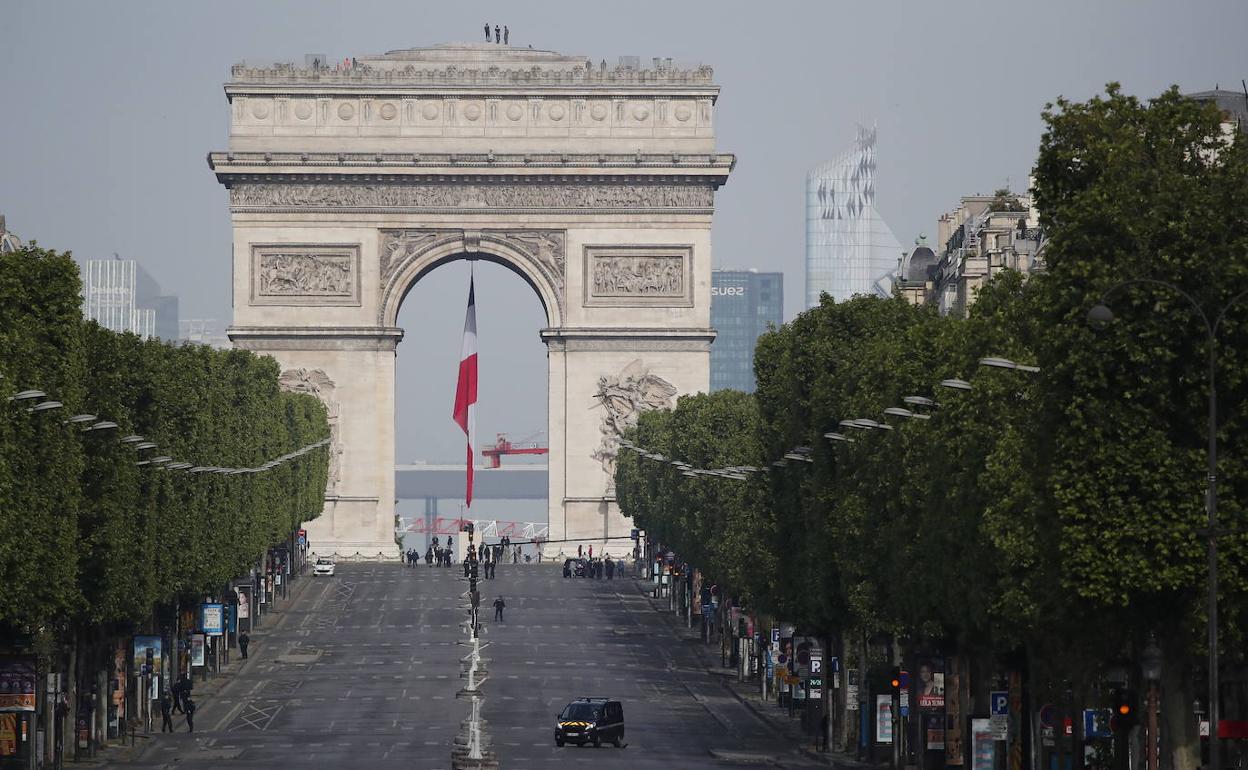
xmin=212 ymin=43 xmax=734 ymax=559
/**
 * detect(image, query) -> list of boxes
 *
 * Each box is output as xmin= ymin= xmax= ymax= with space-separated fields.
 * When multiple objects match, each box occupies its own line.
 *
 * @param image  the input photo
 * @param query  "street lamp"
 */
xmin=978 ymin=356 xmax=1040 ymax=373
xmin=1088 ymin=279 xmax=1248 ymax=770
xmin=27 ymin=400 xmax=63 ymax=413
xmin=883 ymin=407 xmax=931 ymax=421
xmin=823 ymin=432 xmax=855 ymax=443
xmin=7 ymin=390 xmax=45 ymax=402
xmin=939 ymin=378 xmax=973 ymax=391
xmin=66 ymin=414 xmax=99 ymax=425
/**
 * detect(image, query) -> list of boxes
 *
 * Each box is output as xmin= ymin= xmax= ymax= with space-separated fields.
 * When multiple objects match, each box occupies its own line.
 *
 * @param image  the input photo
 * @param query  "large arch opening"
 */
xmin=393 ymin=254 xmax=550 ymax=557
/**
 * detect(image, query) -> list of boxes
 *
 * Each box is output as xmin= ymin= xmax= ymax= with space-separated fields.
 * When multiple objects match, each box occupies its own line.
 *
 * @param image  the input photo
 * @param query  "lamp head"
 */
xmin=1087 ymin=303 xmax=1114 ymax=329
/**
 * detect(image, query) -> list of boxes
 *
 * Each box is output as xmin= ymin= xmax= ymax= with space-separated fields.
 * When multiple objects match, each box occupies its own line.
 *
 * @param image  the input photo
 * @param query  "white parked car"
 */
xmin=313 ymin=558 xmax=335 ymax=577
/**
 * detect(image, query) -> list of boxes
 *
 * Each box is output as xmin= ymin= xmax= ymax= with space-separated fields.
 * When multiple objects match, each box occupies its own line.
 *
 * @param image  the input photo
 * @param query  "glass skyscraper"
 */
xmin=805 ymin=124 xmax=903 ymax=307
xmin=81 ymin=258 xmax=179 ymax=341
xmin=710 ymin=269 xmax=783 ymax=393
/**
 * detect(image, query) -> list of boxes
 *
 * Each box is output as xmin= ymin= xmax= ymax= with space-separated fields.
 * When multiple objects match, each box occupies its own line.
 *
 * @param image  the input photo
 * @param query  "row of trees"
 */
xmin=0 ymin=243 xmax=330 ymax=644
xmin=617 ymin=85 xmax=1248 ymax=768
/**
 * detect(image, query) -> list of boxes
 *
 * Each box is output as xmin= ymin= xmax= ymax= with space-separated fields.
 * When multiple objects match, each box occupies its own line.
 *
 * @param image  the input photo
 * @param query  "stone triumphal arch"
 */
xmin=211 ymin=44 xmax=734 ymax=559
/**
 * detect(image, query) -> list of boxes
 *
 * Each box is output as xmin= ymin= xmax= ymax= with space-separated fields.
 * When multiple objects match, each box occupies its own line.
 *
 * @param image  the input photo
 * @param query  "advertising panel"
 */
xmin=190 ymin=634 xmax=206 ymax=667
xmin=132 ymin=636 xmax=162 ymax=674
xmin=236 ymin=586 xmax=250 ymax=620
xmin=201 ymin=603 xmax=224 ymax=636
xmin=917 ymin=657 xmax=945 ymax=710
xmin=876 ymin=694 xmax=894 ymax=743
xmin=0 ymin=658 xmax=36 ymax=711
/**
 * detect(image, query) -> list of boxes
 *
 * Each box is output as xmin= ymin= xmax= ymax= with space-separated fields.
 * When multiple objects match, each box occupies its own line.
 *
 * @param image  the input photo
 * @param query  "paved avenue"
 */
xmin=107 ymin=563 xmax=816 ymax=769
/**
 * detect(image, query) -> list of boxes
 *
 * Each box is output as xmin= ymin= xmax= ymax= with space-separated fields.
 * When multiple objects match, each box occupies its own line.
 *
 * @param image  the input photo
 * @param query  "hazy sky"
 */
xmin=3 ymin=0 xmax=1246 ymax=471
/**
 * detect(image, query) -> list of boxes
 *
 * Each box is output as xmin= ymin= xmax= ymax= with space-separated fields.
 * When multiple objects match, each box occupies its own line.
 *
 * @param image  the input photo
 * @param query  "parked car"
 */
xmin=555 ymin=697 xmax=624 ymax=747
xmin=313 ymin=558 xmax=335 ymax=577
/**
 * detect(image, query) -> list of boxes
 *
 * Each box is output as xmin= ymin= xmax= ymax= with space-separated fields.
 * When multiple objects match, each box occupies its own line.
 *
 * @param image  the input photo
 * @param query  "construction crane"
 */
xmin=481 ymin=432 xmax=548 ymax=468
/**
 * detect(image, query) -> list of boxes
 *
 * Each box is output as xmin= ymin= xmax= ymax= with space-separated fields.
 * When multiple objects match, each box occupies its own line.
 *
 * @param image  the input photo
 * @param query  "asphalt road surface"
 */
xmin=110 ymin=562 xmax=814 ymax=769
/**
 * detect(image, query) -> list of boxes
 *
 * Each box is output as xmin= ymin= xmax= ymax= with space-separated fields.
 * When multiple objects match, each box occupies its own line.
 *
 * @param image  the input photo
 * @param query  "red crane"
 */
xmin=481 ymin=432 xmax=548 ymax=469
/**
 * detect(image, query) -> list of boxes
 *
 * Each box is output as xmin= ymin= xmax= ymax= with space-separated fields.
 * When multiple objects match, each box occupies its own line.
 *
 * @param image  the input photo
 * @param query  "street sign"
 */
xmin=771 ymin=627 xmax=780 ymax=645
xmin=810 ymin=657 xmax=823 ymax=675
xmin=990 ymin=691 xmax=1009 ymax=741
xmin=991 ymin=691 xmax=1008 ymax=716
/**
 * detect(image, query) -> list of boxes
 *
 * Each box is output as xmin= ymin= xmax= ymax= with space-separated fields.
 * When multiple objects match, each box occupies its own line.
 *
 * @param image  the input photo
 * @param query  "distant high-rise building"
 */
xmin=81 ymin=257 xmax=179 ymax=341
xmin=710 ymin=269 xmax=783 ymax=393
xmin=179 ymin=318 xmax=231 ymax=349
xmin=805 ymin=124 xmax=903 ymax=307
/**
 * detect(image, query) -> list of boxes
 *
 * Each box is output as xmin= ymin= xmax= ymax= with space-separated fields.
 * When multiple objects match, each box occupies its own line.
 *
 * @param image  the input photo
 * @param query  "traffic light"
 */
xmin=1109 ymin=688 xmax=1138 ymax=733
xmin=890 ymin=667 xmax=902 ymax=691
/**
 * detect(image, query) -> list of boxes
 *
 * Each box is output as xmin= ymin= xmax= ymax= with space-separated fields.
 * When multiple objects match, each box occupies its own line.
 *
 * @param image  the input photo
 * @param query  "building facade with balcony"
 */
xmin=896 ymin=190 xmax=1044 ymax=316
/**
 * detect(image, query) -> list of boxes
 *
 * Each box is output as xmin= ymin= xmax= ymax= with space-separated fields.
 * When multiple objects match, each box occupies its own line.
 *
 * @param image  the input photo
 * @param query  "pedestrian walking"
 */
xmin=493 ymin=596 xmax=505 ymax=621
xmin=494 ymin=25 xmax=500 ymax=43
xmin=238 ymin=631 xmax=250 ymax=659
xmin=504 ymin=25 xmax=509 ymax=45
xmin=185 ymin=697 xmax=196 ymax=732
xmin=160 ymin=694 xmax=174 ymax=733
xmin=170 ymin=677 xmax=184 ymax=714
xmin=483 ymin=22 xmax=490 ymax=41
xmin=178 ymin=674 xmax=193 ymax=713
xmin=606 ymin=558 xmax=615 ymax=580
xmin=426 ymin=546 xmax=433 ymax=566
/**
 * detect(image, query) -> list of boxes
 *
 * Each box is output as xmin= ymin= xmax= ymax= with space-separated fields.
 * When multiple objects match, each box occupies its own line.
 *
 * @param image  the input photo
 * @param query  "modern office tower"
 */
xmin=710 ymin=269 xmax=783 ymax=393
xmin=805 ymin=124 xmax=903 ymax=307
xmin=81 ymin=257 xmax=179 ymax=340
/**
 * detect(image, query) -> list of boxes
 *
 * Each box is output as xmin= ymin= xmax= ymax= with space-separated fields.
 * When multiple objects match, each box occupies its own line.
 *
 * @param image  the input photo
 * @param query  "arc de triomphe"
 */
xmin=211 ymin=44 xmax=734 ymax=559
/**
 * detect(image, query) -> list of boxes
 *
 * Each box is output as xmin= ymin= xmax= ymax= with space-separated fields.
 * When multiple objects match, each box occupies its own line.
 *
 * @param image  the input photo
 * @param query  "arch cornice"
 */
xmin=379 ymin=228 xmax=565 ymax=328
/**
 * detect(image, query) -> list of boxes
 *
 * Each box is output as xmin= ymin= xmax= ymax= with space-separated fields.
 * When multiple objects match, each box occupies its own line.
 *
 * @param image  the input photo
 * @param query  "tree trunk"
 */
xmin=1162 ymin=660 xmax=1199 ymax=770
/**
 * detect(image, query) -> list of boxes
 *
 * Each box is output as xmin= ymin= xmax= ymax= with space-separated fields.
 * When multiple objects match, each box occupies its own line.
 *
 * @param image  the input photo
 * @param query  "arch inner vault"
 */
xmin=212 ymin=43 xmax=733 ymax=558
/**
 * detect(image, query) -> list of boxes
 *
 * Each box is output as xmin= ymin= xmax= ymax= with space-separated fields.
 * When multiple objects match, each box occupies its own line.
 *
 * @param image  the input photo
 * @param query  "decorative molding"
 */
xmin=250 ymin=244 xmax=361 ymax=306
xmin=230 ymin=62 xmax=715 ymax=87
xmin=277 ymin=368 xmax=343 ymax=494
xmin=209 ymin=151 xmax=736 ymax=171
xmin=229 ymin=182 xmax=713 ymax=212
xmin=583 ymin=244 xmax=693 ymax=307
xmin=229 ymin=326 xmax=404 ymax=352
xmin=591 ymin=360 xmax=677 ymax=485
xmin=378 ymin=228 xmax=566 ymax=324
xmin=546 ymin=338 xmax=710 ymax=353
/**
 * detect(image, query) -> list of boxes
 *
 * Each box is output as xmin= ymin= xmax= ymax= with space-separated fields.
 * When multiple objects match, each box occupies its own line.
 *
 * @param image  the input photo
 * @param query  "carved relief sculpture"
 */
xmin=259 ymin=253 xmax=352 ymax=296
xmin=250 ymin=245 xmax=361 ymax=306
xmin=278 ymin=368 xmax=343 ymax=494
xmin=591 ymin=255 xmax=683 ymax=297
xmin=591 ymin=360 xmax=677 ymax=486
xmin=231 ymin=183 xmax=713 ymax=210
xmin=378 ymin=229 xmax=567 ymax=321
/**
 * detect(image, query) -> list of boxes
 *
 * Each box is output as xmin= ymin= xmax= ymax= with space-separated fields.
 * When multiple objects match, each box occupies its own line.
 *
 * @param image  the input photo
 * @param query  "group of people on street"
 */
xmin=563 ymin=555 xmax=617 ymax=580
xmin=408 ymin=536 xmax=455 ymax=567
xmin=465 ymin=543 xmax=501 ymax=579
xmin=161 ymin=674 xmax=196 ymax=733
xmin=405 ymin=536 xmax=538 ymax=570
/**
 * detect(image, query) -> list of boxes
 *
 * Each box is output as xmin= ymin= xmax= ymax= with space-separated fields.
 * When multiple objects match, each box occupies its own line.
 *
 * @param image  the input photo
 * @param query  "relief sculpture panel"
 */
xmin=231 ymin=183 xmax=713 ymax=211
xmin=583 ymin=245 xmax=692 ymax=307
xmin=250 ymin=244 xmax=361 ymax=306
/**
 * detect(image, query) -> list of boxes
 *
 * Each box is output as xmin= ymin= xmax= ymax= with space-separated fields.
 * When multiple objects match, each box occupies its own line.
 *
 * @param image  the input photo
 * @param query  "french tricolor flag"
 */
xmin=452 ymin=277 xmax=478 ymax=508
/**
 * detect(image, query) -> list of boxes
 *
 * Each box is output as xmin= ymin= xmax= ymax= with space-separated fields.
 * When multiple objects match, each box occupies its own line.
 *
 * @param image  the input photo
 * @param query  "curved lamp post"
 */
xmin=1088 ymin=278 xmax=1248 ymax=770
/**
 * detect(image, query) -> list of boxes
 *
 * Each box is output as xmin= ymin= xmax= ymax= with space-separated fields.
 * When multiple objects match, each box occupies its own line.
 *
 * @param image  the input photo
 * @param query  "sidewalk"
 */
xmin=64 ymin=573 xmax=318 ymax=767
xmin=628 ymin=575 xmax=879 ymax=770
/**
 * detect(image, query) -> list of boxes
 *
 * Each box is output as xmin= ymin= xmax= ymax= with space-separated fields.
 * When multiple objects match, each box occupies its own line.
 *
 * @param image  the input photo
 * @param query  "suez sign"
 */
xmin=711 ymin=286 xmax=747 ymax=297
